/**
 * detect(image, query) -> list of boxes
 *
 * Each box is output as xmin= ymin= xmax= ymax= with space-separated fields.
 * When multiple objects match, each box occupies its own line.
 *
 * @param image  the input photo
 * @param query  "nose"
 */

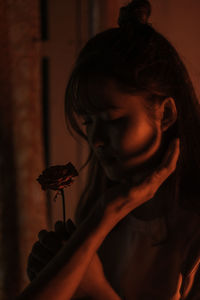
xmin=88 ymin=119 xmax=108 ymax=149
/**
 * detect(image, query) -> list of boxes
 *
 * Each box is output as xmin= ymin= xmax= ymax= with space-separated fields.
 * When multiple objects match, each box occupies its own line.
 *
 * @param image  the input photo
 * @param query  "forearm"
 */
xmin=17 ymin=206 xmax=121 ymax=300
xmin=72 ymin=281 xmax=122 ymax=300
xmin=91 ymin=279 xmax=122 ymax=300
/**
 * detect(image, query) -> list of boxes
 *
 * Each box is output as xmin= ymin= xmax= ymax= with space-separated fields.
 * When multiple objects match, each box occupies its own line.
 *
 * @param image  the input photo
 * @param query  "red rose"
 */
xmin=37 ymin=162 xmax=79 ymax=191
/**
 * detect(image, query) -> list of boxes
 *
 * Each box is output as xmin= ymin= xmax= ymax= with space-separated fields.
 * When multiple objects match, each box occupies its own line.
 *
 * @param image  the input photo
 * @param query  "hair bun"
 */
xmin=118 ymin=0 xmax=151 ymax=28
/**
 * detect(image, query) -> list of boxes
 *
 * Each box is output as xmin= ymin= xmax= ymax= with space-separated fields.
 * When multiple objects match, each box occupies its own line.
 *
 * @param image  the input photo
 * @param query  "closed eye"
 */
xmin=107 ymin=117 xmax=124 ymax=124
xmin=81 ymin=117 xmax=124 ymax=126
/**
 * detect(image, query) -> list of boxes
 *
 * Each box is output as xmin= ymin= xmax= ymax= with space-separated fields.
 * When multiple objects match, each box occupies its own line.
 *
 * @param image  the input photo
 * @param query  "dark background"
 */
xmin=0 ymin=0 xmax=200 ymax=298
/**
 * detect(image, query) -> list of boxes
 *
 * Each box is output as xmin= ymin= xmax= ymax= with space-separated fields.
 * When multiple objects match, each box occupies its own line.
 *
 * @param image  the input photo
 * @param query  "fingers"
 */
xmin=54 ymin=219 xmax=76 ymax=241
xmin=129 ymin=138 xmax=180 ymax=200
xmin=27 ymin=239 xmax=56 ymax=281
xmin=54 ymin=221 xmax=70 ymax=241
xmin=38 ymin=230 xmax=62 ymax=254
xmin=36 ymin=220 xmax=76 ymax=257
xmin=27 ymin=229 xmax=64 ymax=282
xmin=149 ymin=138 xmax=180 ymax=189
xmin=27 ymin=253 xmax=45 ymax=279
xmin=158 ymin=138 xmax=180 ymax=172
xmin=27 ymin=219 xmax=77 ymax=282
xmin=31 ymin=241 xmax=53 ymax=263
xmin=27 ymin=245 xmax=52 ymax=282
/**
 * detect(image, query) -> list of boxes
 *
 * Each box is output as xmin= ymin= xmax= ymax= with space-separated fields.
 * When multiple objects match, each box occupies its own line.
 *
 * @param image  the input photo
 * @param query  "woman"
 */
xmin=19 ymin=0 xmax=200 ymax=299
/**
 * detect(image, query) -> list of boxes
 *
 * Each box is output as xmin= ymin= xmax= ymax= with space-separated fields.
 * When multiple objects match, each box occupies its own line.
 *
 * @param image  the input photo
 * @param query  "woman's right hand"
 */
xmin=27 ymin=219 xmax=109 ymax=299
xmin=27 ymin=219 xmax=76 ymax=282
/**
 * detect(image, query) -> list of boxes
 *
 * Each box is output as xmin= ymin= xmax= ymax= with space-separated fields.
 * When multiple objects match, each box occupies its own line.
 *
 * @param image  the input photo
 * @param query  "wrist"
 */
xmin=83 ymin=200 xmax=119 ymax=240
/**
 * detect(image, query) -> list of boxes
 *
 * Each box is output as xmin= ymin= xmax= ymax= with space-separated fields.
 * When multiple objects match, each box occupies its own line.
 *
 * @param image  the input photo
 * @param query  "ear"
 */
xmin=158 ymin=97 xmax=177 ymax=132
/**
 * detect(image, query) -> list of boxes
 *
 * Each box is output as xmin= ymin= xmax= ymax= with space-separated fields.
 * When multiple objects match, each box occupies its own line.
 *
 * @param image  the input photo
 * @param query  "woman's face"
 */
xmin=80 ymin=79 xmax=163 ymax=183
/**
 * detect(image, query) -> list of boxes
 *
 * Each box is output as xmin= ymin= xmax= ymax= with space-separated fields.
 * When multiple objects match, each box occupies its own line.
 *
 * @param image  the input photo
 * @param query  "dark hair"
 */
xmin=65 ymin=0 xmax=200 ymax=226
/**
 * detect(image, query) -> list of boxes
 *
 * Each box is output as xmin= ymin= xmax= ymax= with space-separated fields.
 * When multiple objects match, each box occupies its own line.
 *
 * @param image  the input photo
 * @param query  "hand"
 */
xmin=27 ymin=219 xmax=75 ymax=281
xmin=103 ymin=138 xmax=180 ymax=220
xmin=27 ymin=220 xmax=108 ymax=299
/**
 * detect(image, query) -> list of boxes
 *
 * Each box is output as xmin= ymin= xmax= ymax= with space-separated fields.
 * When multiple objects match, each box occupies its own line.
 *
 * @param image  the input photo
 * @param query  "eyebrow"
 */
xmin=76 ymin=104 xmax=122 ymax=116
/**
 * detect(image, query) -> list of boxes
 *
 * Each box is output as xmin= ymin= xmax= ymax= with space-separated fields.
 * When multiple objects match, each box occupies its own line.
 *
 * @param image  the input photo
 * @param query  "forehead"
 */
xmin=87 ymin=78 xmax=122 ymax=110
xmin=75 ymin=76 xmax=146 ymax=116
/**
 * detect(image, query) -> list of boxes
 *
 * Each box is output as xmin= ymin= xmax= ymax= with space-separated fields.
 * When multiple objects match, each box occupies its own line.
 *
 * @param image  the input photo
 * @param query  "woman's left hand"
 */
xmin=102 ymin=138 xmax=180 ymax=221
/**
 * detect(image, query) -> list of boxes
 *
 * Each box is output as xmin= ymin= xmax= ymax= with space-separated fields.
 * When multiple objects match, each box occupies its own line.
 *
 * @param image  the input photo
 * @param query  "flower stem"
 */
xmin=61 ymin=189 xmax=66 ymax=223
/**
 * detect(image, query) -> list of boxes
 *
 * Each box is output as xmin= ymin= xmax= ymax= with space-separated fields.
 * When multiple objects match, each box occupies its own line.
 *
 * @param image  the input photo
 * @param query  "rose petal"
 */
xmin=37 ymin=162 xmax=78 ymax=192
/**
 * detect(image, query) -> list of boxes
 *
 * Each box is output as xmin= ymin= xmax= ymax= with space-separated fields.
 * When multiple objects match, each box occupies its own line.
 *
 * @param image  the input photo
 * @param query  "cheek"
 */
xmin=125 ymin=119 xmax=155 ymax=152
xmin=112 ymin=117 xmax=154 ymax=153
xmin=111 ymin=117 xmax=162 ymax=166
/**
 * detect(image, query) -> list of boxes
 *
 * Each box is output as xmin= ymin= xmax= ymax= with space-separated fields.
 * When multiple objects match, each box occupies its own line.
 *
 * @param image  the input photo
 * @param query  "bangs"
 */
xmin=65 ymin=55 xmax=147 ymax=142
xmin=69 ymin=55 xmax=143 ymax=117
xmin=72 ymin=66 xmax=113 ymax=116
xmin=65 ymin=58 xmax=116 ymax=142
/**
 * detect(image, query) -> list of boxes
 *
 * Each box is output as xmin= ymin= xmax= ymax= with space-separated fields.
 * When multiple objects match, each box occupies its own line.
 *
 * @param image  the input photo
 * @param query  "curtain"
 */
xmin=0 ymin=1 xmax=48 ymax=298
